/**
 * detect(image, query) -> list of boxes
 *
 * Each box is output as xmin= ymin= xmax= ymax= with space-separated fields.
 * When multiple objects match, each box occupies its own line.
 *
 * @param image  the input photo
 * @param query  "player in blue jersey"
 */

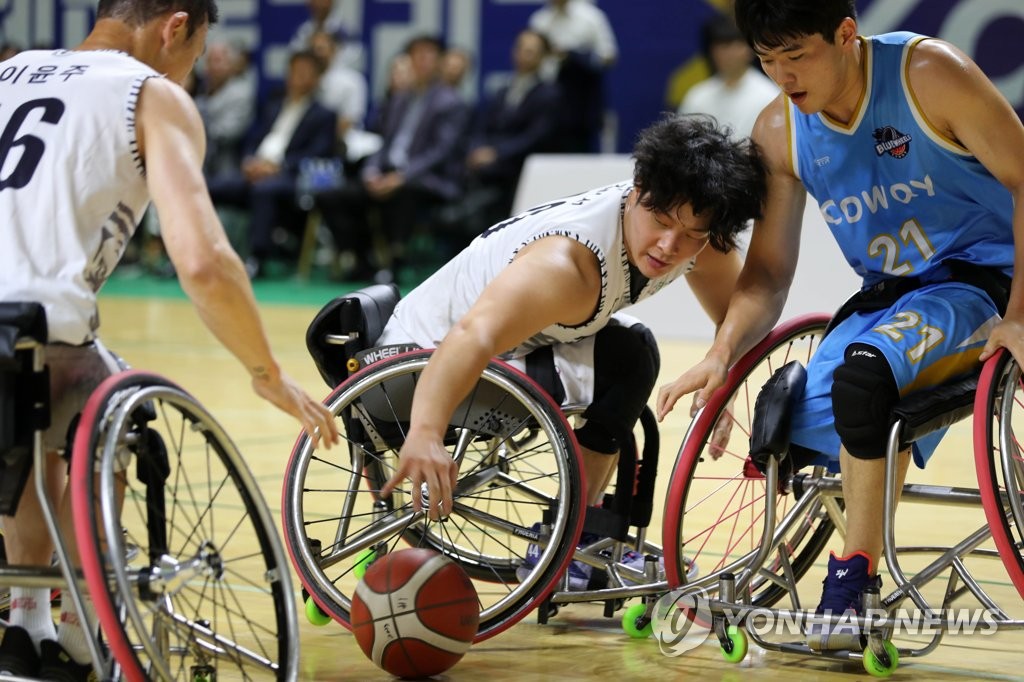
xmin=656 ymin=0 xmax=1024 ymax=650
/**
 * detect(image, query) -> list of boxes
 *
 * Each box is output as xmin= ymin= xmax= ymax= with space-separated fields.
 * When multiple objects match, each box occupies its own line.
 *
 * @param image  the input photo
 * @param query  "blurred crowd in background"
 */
xmin=0 ymin=0 xmax=773 ymax=285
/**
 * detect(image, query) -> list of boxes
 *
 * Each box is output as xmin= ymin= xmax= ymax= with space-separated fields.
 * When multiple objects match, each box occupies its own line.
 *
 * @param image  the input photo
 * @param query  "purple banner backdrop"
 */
xmin=0 ymin=0 xmax=1020 ymax=151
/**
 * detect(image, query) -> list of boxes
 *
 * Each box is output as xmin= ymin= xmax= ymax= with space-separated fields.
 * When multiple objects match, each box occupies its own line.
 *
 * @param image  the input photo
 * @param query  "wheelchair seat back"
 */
xmin=0 ymin=302 xmax=49 ymax=515
xmin=306 ymin=283 xmax=401 ymax=387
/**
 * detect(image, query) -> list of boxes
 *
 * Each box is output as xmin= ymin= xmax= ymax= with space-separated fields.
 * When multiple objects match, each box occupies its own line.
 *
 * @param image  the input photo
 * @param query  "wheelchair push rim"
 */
xmin=71 ymin=370 xmax=298 ymax=681
xmin=282 ymin=350 xmax=586 ymax=642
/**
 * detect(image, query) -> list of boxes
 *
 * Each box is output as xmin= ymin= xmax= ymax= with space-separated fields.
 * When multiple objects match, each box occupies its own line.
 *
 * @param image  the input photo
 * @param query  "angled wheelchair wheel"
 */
xmin=70 ymin=371 xmax=298 ymax=681
xmin=282 ymin=350 xmax=585 ymax=642
xmin=662 ymin=314 xmax=838 ymax=607
xmin=975 ymin=349 xmax=1024 ymax=598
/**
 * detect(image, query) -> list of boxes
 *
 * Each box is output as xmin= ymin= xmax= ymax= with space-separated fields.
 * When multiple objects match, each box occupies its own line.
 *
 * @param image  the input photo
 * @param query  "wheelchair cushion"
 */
xmin=0 ymin=302 xmax=47 ymax=368
xmin=305 ymin=284 xmax=401 ymax=387
xmin=749 ymin=360 xmax=807 ymax=473
xmin=892 ymin=374 xmax=977 ymax=445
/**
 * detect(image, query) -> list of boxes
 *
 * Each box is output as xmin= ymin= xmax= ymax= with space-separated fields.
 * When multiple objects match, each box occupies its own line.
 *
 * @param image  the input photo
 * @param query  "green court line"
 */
xmin=102 ymin=269 xmax=363 ymax=308
xmin=102 ymin=268 xmax=414 ymax=308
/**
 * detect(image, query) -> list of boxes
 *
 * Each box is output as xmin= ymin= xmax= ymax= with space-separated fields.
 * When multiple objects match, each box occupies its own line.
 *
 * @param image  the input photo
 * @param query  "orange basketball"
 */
xmin=350 ymin=548 xmax=480 ymax=678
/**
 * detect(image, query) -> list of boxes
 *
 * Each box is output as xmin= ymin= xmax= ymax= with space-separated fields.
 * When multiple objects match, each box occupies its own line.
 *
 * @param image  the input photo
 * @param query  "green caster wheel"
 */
xmin=190 ymin=665 xmax=215 ymax=682
xmin=863 ymin=640 xmax=899 ymax=677
xmin=720 ymin=625 xmax=748 ymax=663
xmin=304 ymin=596 xmax=332 ymax=626
xmin=621 ymin=602 xmax=653 ymax=638
xmin=353 ymin=548 xmax=377 ymax=580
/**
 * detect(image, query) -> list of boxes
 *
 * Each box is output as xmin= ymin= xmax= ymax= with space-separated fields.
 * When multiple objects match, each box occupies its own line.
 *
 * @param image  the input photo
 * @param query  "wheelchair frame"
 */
xmin=664 ymin=314 xmax=1024 ymax=676
xmin=0 ymin=304 xmax=298 ymax=681
xmin=284 ymin=289 xmax=1024 ymax=675
xmin=283 ymin=292 xmax=825 ymax=644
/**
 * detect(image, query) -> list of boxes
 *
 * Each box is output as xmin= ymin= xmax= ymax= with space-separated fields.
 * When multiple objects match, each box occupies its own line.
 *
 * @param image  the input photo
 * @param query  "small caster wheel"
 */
xmin=621 ymin=602 xmax=653 ymax=639
xmin=863 ymin=640 xmax=899 ymax=677
xmin=305 ymin=596 xmax=332 ymax=626
xmin=720 ymin=625 xmax=748 ymax=663
xmin=353 ymin=548 xmax=377 ymax=580
xmin=191 ymin=664 xmax=216 ymax=682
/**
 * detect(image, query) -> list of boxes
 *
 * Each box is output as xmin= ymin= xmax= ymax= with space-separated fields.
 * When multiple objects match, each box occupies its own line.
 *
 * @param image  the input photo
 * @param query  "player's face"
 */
xmin=623 ymin=192 xmax=711 ymax=279
xmin=755 ymin=32 xmax=845 ymax=114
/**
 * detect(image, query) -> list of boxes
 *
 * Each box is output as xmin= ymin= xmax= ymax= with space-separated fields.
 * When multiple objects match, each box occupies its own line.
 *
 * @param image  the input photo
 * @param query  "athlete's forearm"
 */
xmin=406 ymin=323 xmax=496 ymax=440
xmin=707 ymin=279 xmax=789 ymax=368
xmin=175 ymin=242 xmax=282 ymax=383
xmin=1004 ymin=191 xmax=1024 ymax=319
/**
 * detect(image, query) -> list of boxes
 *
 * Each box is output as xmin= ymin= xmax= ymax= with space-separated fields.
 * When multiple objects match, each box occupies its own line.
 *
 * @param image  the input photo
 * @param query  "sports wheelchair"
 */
xmin=659 ymin=312 xmax=1024 ymax=676
xmin=0 ymin=302 xmax=297 ymax=680
xmin=283 ymin=285 xmax=691 ymax=641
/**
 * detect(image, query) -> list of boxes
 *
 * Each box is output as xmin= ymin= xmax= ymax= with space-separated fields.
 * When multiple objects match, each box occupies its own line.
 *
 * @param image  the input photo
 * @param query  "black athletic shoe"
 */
xmin=38 ymin=639 xmax=97 ymax=682
xmin=0 ymin=625 xmax=41 ymax=677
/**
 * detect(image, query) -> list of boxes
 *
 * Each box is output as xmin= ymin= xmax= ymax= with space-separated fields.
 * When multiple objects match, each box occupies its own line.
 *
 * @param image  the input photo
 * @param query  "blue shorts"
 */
xmin=789 ymin=282 xmax=1000 ymax=470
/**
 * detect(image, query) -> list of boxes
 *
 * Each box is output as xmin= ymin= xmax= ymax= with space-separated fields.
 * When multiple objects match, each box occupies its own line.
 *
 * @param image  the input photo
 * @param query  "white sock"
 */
xmin=9 ymin=586 xmax=56 ymax=653
xmin=57 ymin=593 xmax=95 ymax=665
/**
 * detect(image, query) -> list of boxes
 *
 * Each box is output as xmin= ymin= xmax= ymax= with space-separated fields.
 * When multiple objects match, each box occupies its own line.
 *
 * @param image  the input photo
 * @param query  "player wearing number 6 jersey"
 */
xmin=0 ymin=2 xmax=338 ymax=676
xmin=657 ymin=0 xmax=1024 ymax=651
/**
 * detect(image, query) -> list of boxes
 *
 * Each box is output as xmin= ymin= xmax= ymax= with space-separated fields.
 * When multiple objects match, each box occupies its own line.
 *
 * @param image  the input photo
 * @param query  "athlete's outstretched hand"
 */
xmin=382 ymin=429 xmax=459 ymax=521
xmin=656 ymin=356 xmax=729 ymax=421
xmin=252 ymin=371 xmax=339 ymax=449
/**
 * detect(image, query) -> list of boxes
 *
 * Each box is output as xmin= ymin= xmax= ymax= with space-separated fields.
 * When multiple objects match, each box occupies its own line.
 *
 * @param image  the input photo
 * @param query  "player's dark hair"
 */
xmin=632 ymin=114 xmax=767 ymax=253
xmin=96 ymin=0 xmax=219 ymax=38
xmin=734 ymin=0 xmax=856 ymax=52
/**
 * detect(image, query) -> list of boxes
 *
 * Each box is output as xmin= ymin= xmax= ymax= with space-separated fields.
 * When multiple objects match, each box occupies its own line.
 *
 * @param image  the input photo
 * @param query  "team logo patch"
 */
xmin=873 ymin=126 xmax=912 ymax=159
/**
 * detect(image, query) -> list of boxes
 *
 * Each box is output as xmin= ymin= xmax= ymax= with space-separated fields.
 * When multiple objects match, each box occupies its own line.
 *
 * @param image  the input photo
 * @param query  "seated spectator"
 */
xmin=678 ymin=13 xmax=778 ymax=138
xmin=441 ymin=46 xmax=473 ymax=97
xmin=208 ymin=50 xmax=337 ymax=278
xmin=452 ymin=29 xmax=561 ymax=240
xmin=530 ymin=0 xmax=617 ymax=153
xmin=367 ymin=53 xmax=414 ymax=136
xmin=195 ymin=39 xmax=257 ymax=177
xmin=290 ymin=0 xmax=363 ymax=71
xmin=310 ymin=29 xmax=368 ymax=147
xmin=316 ymin=35 xmax=468 ymax=283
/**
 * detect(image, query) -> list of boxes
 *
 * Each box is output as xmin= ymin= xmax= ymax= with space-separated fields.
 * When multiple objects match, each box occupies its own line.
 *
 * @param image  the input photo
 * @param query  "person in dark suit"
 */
xmin=529 ymin=0 xmax=618 ymax=153
xmin=458 ymin=29 xmax=561 ymax=238
xmin=209 ymin=49 xmax=337 ymax=277
xmin=317 ymin=34 xmax=469 ymax=282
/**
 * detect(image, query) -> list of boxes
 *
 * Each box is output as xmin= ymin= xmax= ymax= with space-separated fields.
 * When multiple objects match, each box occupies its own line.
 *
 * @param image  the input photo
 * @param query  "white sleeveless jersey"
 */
xmin=0 ymin=50 xmax=160 ymax=343
xmin=382 ymin=182 xmax=692 ymax=358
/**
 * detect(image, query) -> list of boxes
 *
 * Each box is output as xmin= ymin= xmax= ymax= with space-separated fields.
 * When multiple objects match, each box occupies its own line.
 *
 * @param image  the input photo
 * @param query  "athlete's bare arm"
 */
xmin=136 ymin=77 xmax=339 ymax=447
xmin=906 ymin=39 xmax=1024 ymax=364
xmin=381 ymin=236 xmax=603 ymax=513
xmin=684 ymin=245 xmax=742 ymax=327
xmin=658 ymin=96 xmax=806 ymax=418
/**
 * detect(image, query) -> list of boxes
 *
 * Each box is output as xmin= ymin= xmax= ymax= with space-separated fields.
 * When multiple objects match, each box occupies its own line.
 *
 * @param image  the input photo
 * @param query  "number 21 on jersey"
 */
xmin=868 ymin=218 xmax=935 ymax=276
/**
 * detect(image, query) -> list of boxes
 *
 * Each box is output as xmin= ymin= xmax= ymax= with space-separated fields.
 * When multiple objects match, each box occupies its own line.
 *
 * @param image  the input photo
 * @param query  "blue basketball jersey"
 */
xmin=790 ymin=32 xmax=1013 ymax=287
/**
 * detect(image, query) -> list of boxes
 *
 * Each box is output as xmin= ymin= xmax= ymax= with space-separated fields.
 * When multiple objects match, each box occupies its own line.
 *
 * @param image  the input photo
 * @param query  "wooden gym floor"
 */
xmin=96 ymin=295 xmax=1024 ymax=681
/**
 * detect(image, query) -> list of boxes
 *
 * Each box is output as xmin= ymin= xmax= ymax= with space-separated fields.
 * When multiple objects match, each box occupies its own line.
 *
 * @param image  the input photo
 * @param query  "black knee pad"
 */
xmin=575 ymin=322 xmax=660 ymax=454
xmin=831 ymin=344 xmax=899 ymax=459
